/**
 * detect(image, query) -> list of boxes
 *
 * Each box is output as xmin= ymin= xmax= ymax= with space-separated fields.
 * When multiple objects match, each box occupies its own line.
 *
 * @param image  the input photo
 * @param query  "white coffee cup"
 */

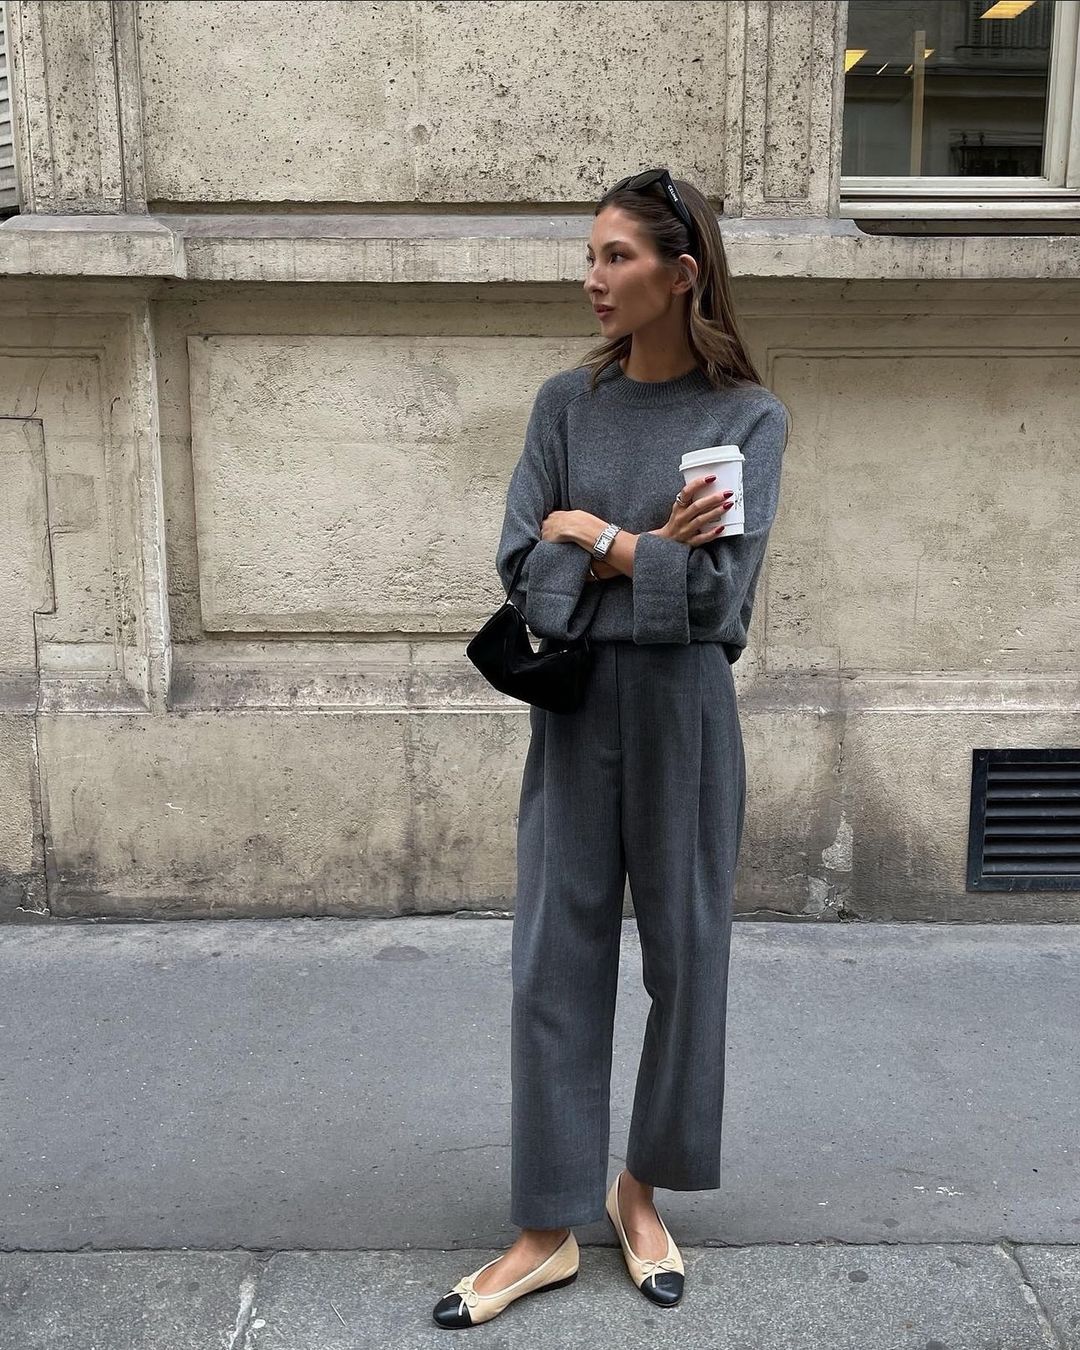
xmin=678 ymin=445 xmax=745 ymax=536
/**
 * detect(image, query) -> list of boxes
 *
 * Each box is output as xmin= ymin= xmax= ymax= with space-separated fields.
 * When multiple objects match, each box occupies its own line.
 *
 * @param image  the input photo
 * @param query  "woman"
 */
xmin=433 ymin=169 xmax=790 ymax=1327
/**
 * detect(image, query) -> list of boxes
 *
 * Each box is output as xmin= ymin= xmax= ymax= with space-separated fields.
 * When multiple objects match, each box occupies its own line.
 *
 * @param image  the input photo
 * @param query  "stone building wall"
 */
xmin=1 ymin=1 xmax=1077 ymax=921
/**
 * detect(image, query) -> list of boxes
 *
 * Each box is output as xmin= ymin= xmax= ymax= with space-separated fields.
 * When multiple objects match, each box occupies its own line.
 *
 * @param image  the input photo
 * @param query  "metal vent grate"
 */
xmin=967 ymin=748 xmax=1080 ymax=892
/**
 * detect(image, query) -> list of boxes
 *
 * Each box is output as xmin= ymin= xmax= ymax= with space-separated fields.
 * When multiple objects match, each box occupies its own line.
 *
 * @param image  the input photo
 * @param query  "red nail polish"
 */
xmin=706 ymin=475 xmax=716 ymax=482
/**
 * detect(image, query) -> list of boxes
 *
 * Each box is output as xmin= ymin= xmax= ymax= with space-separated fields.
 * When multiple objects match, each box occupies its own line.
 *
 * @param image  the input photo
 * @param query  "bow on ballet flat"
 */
xmin=639 ymin=1254 xmax=681 ymax=1279
xmin=450 ymin=1273 xmax=482 ymax=1309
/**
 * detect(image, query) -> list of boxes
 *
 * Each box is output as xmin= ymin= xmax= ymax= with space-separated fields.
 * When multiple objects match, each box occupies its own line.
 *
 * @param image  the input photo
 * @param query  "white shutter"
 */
xmin=0 ymin=0 xmax=18 ymax=213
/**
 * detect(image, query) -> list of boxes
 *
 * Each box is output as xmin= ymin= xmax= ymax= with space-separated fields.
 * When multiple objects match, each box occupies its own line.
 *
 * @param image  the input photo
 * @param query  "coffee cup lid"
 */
xmin=680 ymin=445 xmax=743 ymax=471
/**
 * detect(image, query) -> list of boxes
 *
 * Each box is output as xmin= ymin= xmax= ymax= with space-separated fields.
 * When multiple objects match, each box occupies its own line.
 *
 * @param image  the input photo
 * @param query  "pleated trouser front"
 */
xmin=509 ymin=639 xmax=747 ymax=1229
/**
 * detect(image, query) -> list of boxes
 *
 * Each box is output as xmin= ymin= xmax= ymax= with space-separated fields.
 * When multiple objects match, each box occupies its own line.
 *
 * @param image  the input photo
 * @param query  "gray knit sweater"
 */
xmin=495 ymin=360 xmax=790 ymax=663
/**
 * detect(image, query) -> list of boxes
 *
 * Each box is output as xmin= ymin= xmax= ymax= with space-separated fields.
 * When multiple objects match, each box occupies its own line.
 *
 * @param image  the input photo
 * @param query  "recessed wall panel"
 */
xmin=767 ymin=350 xmax=1080 ymax=674
xmin=189 ymin=334 xmax=574 ymax=633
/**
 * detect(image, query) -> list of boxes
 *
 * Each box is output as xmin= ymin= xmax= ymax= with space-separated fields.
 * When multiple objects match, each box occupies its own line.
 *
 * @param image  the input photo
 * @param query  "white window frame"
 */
xmin=839 ymin=0 xmax=1080 ymax=218
xmin=0 ymin=0 xmax=20 ymax=216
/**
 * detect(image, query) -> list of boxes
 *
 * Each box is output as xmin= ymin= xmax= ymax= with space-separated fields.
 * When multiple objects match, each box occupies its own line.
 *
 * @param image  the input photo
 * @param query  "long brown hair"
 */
xmin=577 ymin=174 xmax=763 ymax=393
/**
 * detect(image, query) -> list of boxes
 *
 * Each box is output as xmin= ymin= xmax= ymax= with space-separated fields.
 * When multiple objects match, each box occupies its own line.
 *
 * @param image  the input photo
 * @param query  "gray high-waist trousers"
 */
xmin=509 ymin=639 xmax=746 ymax=1230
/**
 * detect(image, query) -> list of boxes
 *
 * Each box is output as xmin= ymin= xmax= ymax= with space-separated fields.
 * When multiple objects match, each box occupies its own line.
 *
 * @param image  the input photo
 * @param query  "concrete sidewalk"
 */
xmin=1 ymin=916 xmax=1077 ymax=1348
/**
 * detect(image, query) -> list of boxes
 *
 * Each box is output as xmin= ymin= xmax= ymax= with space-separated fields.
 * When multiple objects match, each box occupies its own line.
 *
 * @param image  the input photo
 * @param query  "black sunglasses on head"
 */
xmin=610 ymin=168 xmax=698 ymax=254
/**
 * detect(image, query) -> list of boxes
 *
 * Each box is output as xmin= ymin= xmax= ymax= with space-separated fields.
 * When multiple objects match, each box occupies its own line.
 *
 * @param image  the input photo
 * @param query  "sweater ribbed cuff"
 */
xmin=522 ymin=541 xmax=600 ymax=641
xmin=631 ymin=532 xmax=691 ymax=645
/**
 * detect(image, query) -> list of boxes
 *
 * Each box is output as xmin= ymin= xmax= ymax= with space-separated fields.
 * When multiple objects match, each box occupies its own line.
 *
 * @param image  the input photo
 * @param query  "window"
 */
xmin=841 ymin=0 xmax=1080 ymax=218
xmin=0 ymin=0 xmax=18 ymax=217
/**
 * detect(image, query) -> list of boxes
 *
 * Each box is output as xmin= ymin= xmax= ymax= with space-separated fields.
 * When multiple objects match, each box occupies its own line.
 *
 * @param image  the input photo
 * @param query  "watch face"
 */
xmin=592 ymin=523 xmax=618 ymax=558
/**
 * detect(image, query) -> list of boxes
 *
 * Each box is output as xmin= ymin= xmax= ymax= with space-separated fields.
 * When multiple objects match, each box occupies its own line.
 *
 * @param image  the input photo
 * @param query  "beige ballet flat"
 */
xmin=605 ymin=1169 xmax=685 ymax=1306
xmin=432 ymin=1229 xmax=579 ymax=1327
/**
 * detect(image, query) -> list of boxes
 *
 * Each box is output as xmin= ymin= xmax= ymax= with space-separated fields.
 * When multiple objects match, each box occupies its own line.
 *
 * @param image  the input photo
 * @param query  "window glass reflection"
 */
xmin=843 ymin=0 xmax=1053 ymax=177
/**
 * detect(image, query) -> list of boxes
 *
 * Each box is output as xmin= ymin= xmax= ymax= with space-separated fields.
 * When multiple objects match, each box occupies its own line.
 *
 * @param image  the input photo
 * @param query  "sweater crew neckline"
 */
xmin=601 ymin=360 xmax=715 ymax=407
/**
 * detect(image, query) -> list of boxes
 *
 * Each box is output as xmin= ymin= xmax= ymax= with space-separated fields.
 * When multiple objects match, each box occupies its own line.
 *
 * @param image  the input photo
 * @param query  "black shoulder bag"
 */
xmin=465 ymin=540 xmax=596 ymax=714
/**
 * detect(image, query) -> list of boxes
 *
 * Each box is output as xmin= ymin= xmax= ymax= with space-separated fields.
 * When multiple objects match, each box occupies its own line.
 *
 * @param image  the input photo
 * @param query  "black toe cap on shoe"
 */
xmin=641 ymin=1271 xmax=684 ymax=1305
xmin=432 ymin=1293 xmax=473 ymax=1327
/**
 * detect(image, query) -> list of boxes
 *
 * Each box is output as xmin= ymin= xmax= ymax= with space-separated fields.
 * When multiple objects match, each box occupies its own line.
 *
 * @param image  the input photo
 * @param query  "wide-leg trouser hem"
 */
xmin=622 ymin=1156 xmax=725 ymax=1192
xmin=509 ymin=1195 xmax=609 ymax=1229
xmin=511 ymin=1168 xmax=727 ymax=1229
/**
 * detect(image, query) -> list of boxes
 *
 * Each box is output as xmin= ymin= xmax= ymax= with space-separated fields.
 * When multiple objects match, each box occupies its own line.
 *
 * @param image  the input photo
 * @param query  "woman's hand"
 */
xmin=539 ymin=510 xmax=624 ymax=580
xmin=538 ymin=510 xmax=617 ymax=579
xmin=655 ymin=475 xmax=734 ymax=547
xmin=539 ymin=509 xmax=593 ymax=545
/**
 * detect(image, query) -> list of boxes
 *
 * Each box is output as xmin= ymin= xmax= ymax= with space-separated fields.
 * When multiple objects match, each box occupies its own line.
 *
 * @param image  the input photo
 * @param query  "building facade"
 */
xmin=1 ymin=0 xmax=1078 ymax=923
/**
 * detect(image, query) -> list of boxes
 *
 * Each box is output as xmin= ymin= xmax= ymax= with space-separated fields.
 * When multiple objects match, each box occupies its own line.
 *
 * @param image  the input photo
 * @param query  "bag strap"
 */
xmin=504 ymin=538 xmax=537 ymax=602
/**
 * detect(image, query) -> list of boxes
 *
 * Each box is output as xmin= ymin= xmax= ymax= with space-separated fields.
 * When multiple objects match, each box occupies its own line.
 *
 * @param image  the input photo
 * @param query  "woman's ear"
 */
xmin=675 ymin=255 xmax=698 ymax=294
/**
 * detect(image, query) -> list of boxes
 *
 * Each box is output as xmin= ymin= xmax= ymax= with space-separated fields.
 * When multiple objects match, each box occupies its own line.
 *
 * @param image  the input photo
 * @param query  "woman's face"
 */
xmin=583 ymin=205 xmax=695 ymax=340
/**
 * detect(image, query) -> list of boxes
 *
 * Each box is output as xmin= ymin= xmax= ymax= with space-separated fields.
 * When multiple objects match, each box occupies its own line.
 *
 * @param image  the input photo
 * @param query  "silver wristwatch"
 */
xmin=590 ymin=522 xmax=621 ymax=559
